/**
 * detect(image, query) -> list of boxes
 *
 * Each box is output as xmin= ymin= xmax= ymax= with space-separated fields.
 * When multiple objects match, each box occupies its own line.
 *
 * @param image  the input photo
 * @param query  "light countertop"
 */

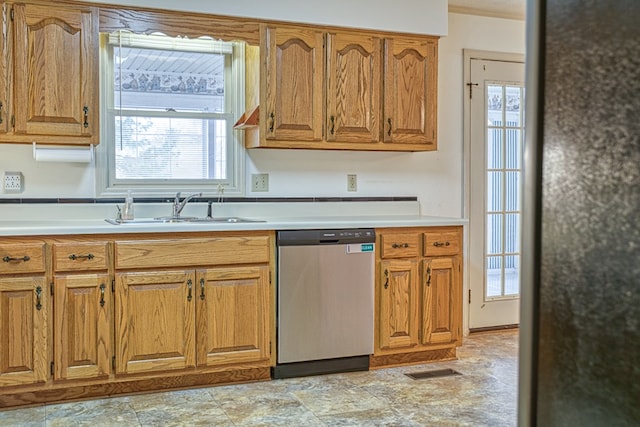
xmin=0 ymin=201 xmax=466 ymax=236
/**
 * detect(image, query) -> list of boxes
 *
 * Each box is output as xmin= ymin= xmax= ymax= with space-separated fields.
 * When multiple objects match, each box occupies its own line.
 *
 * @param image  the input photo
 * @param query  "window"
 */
xmin=98 ymin=32 xmax=245 ymax=195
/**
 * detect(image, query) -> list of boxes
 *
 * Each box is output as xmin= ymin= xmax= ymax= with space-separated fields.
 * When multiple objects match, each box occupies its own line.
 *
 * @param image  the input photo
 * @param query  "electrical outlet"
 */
xmin=347 ymin=174 xmax=357 ymax=192
xmin=4 ymin=171 xmax=23 ymax=193
xmin=251 ymin=173 xmax=269 ymax=192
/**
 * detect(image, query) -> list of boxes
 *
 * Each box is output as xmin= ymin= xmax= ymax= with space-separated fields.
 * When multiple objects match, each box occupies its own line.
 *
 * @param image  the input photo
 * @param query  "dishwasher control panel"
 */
xmin=277 ymin=228 xmax=375 ymax=246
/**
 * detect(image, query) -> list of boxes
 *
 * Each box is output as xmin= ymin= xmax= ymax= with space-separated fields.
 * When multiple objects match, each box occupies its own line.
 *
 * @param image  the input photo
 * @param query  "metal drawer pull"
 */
xmin=0 ymin=101 xmax=3 ymax=124
xmin=83 ymin=106 xmax=89 ymax=128
xmin=200 ymin=278 xmax=205 ymax=301
xmin=35 ymin=286 xmax=43 ymax=311
xmin=69 ymin=253 xmax=95 ymax=260
xmin=187 ymin=279 xmax=193 ymax=302
xmin=387 ymin=118 xmax=392 ymax=136
xmin=330 ymin=115 xmax=335 ymax=135
xmin=392 ymin=243 xmax=409 ymax=248
xmin=269 ymin=112 xmax=275 ymax=132
xmin=3 ymin=255 xmax=30 ymax=263
xmin=384 ymin=269 xmax=389 ymax=289
xmin=433 ymin=241 xmax=451 ymax=247
xmin=426 ymin=265 xmax=432 ymax=287
xmin=99 ymin=284 xmax=106 ymax=307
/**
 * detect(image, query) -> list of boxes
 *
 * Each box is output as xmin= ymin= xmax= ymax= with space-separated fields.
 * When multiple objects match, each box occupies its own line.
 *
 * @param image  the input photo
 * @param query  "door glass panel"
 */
xmin=486 ymin=256 xmax=503 ymax=298
xmin=485 ymin=83 xmax=524 ymax=300
xmin=487 ymin=214 xmax=503 ymax=255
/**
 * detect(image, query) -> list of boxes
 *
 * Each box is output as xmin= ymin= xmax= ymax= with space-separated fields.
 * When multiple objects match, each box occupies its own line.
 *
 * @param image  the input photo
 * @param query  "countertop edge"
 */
xmin=0 ymin=216 xmax=468 ymax=236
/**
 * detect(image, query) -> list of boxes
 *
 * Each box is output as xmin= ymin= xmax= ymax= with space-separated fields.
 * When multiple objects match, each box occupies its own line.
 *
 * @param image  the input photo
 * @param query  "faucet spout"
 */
xmin=172 ymin=192 xmax=203 ymax=217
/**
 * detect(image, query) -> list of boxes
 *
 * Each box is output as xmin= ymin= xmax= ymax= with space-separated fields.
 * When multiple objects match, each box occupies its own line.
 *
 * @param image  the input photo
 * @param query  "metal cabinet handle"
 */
xmin=0 ymin=101 xmax=3 ymax=124
xmin=433 ymin=241 xmax=451 ymax=247
xmin=35 ymin=286 xmax=43 ymax=311
xmin=187 ymin=279 xmax=193 ymax=302
xmin=269 ymin=112 xmax=275 ymax=133
xmin=69 ymin=253 xmax=95 ymax=260
xmin=3 ymin=255 xmax=30 ymax=263
xmin=384 ymin=269 xmax=389 ymax=289
xmin=425 ymin=265 xmax=432 ymax=287
xmin=99 ymin=284 xmax=106 ymax=307
xmin=387 ymin=118 xmax=392 ymax=136
xmin=200 ymin=278 xmax=205 ymax=301
xmin=391 ymin=243 xmax=409 ymax=249
xmin=83 ymin=106 xmax=89 ymax=128
xmin=329 ymin=116 xmax=335 ymax=135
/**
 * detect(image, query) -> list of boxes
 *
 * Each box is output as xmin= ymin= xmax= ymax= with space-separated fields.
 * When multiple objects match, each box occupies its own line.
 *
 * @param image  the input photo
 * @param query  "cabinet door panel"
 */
xmin=383 ymin=37 xmax=437 ymax=146
xmin=0 ymin=3 xmax=10 ymax=135
xmin=115 ymin=270 xmax=195 ymax=374
xmin=13 ymin=3 xmax=97 ymax=140
xmin=196 ymin=265 xmax=269 ymax=366
xmin=379 ymin=259 xmax=419 ymax=350
xmin=263 ymin=26 xmax=324 ymax=142
xmin=326 ymin=32 xmax=381 ymax=143
xmin=422 ymin=257 xmax=460 ymax=345
xmin=54 ymin=273 xmax=111 ymax=380
xmin=0 ymin=276 xmax=48 ymax=386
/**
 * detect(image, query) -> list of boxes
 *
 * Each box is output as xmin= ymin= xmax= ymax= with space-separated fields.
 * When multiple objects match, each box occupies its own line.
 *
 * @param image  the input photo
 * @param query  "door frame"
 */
xmin=462 ymin=49 xmax=525 ymax=336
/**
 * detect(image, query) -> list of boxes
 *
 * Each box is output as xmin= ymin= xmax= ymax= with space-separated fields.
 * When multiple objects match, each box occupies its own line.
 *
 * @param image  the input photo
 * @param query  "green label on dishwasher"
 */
xmin=346 ymin=243 xmax=374 ymax=253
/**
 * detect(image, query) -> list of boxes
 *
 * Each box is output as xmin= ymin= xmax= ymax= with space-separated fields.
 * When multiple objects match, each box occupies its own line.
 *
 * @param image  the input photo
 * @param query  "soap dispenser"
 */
xmin=122 ymin=190 xmax=134 ymax=220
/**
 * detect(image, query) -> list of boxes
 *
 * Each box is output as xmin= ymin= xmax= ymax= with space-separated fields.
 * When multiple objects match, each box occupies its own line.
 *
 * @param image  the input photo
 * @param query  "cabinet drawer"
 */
xmin=380 ymin=233 xmax=419 ymax=258
xmin=0 ymin=242 xmax=46 ymax=274
xmin=115 ymin=235 xmax=270 ymax=269
xmin=423 ymin=230 xmax=461 ymax=256
xmin=53 ymin=242 xmax=109 ymax=272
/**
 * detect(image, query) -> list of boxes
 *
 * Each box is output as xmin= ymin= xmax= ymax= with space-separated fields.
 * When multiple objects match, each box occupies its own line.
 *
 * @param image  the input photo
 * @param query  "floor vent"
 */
xmin=405 ymin=368 xmax=462 ymax=380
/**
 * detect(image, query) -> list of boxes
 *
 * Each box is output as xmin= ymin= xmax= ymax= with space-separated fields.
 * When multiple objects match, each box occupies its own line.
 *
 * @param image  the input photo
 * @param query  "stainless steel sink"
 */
xmin=105 ymin=216 xmax=264 ymax=225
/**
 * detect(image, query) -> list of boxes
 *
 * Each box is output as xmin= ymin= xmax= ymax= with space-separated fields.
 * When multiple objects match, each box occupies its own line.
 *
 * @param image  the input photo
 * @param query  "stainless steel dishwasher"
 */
xmin=273 ymin=228 xmax=375 ymax=379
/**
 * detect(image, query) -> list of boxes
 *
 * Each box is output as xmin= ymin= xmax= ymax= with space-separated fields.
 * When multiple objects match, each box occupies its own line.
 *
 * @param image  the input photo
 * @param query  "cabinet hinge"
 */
xmin=10 ymin=7 xmax=14 ymax=21
xmin=112 ymin=279 xmax=115 ymax=293
xmin=50 ymin=361 xmax=54 ymax=376
xmin=50 ymin=282 xmax=54 ymax=296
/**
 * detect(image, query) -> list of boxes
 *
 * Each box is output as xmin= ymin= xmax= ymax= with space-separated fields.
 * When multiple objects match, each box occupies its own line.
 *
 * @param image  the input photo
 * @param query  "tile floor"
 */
xmin=0 ymin=330 xmax=519 ymax=426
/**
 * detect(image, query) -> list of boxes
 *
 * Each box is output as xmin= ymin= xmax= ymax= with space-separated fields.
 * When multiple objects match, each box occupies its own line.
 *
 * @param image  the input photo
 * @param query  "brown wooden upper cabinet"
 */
xmin=256 ymin=24 xmax=438 ymax=151
xmin=0 ymin=2 xmax=98 ymax=145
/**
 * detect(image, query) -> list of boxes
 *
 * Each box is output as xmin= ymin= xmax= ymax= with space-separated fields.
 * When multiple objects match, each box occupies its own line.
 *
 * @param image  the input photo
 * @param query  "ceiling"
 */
xmin=448 ymin=0 xmax=525 ymax=20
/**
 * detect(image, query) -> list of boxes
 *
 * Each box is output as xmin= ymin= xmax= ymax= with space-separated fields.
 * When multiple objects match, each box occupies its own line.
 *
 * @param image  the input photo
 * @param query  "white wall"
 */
xmin=0 ymin=8 xmax=525 ymax=219
xmin=81 ymin=0 xmax=448 ymax=36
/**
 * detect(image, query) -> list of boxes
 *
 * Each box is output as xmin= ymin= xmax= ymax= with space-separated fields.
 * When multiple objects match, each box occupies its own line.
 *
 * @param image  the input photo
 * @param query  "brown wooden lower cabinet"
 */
xmin=372 ymin=226 xmax=463 ymax=368
xmin=0 ymin=232 xmax=274 ymax=409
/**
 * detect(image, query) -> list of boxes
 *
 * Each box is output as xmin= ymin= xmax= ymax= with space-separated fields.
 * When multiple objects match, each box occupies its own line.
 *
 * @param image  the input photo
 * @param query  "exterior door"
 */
xmin=469 ymin=57 xmax=525 ymax=329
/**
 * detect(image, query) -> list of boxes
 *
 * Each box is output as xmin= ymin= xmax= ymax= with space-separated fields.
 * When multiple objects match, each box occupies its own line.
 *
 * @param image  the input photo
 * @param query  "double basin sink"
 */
xmin=105 ymin=216 xmax=265 ymax=225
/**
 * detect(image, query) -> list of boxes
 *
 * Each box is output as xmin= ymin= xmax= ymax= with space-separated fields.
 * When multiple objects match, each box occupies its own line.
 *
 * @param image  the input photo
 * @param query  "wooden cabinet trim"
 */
xmin=0 ymin=242 xmax=46 ymax=274
xmin=115 ymin=235 xmax=270 ymax=269
xmin=53 ymin=242 xmax=109 ymax=272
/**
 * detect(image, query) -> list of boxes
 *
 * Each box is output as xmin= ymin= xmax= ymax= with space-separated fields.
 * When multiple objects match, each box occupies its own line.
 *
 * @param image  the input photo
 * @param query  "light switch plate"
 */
xmin=4 ymin=171 xmax=23 ymax=193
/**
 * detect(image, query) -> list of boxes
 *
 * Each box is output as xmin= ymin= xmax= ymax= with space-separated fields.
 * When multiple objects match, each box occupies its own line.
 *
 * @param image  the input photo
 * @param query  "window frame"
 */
xmin=96 ymin=32 xmax=245 ymax=197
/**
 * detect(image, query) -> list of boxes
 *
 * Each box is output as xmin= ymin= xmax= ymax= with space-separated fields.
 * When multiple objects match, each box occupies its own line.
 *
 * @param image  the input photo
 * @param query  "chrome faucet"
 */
xmin=172 ymin=192 xmax=202 ymax=218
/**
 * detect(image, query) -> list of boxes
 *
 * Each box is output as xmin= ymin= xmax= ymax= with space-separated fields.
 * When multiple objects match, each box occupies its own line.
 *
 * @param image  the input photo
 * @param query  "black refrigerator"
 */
xmin=519 ymin=0 xmax=640 ymax=425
